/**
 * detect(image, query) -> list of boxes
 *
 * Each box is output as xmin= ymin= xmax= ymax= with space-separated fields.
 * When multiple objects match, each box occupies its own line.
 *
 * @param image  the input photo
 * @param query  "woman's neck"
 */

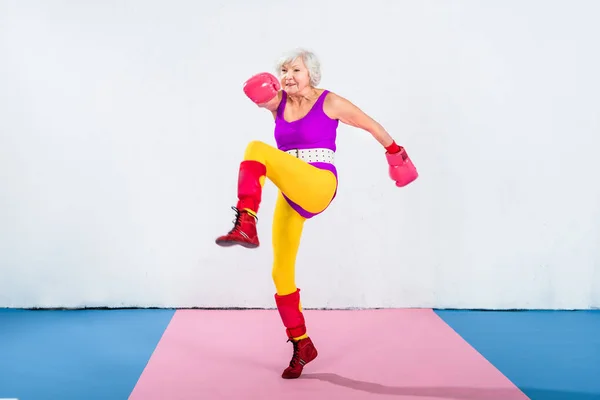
xmin=287 ymin=87 xmax=319 ymax=106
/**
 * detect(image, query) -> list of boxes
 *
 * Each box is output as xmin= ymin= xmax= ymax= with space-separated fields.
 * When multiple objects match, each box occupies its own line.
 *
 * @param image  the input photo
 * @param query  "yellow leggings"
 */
xmin=243 ymin=140 xmax=337 ymax=296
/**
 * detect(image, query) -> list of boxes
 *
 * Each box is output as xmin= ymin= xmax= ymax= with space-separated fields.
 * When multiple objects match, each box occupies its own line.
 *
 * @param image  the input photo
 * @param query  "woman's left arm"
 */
xmin=324 ymin=92 xmax=400 ymax=152
xmin=325 ymin=91 xmax=418 ymax=186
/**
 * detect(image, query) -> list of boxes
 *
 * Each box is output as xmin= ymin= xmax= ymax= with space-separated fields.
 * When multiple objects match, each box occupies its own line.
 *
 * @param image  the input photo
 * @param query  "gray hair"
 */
xmin=275 ymin=48 xmax=322 ymax=87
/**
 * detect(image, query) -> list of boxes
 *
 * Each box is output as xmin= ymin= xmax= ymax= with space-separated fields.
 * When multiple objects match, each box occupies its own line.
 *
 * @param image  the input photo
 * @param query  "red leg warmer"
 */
xmin=275 ymin=289 xmax=306 ymax=339
xmin=236 ymin=160 xmax=266 ymax=213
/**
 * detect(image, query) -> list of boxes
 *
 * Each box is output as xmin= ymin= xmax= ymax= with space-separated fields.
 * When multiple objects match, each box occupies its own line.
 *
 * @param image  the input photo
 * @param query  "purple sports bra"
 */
xmin=274 ymin=90 xmax=339 ymax=153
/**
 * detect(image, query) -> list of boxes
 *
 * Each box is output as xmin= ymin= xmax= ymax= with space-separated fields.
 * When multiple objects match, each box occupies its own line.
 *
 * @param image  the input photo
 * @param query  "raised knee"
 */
xmin=244 ymin=140 xmax=268 ymax=159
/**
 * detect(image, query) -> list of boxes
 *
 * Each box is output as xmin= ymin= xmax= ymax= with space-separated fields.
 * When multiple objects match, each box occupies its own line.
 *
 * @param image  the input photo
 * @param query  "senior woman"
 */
xmin=215 ymin=48 xmax=417 ymax=379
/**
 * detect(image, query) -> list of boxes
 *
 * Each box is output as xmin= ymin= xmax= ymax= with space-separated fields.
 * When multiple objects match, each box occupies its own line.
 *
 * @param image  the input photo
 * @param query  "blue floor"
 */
xmin=0 ymin=309 xmax=175 ymax=400
xmin=435 ymin=310 xmax=600 ymax=400
xmin=1 ymin=309 xmax=599 ymax=400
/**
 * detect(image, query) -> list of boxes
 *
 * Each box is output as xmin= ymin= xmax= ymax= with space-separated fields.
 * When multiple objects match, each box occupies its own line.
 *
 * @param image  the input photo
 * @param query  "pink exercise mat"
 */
xmin=129 ymin=309 xmax=528 ymax=400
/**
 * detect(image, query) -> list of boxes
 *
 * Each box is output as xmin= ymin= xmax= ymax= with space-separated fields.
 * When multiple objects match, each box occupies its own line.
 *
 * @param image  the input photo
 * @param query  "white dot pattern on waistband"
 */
xmin=285 ymin=148 xmax=335 ymax=164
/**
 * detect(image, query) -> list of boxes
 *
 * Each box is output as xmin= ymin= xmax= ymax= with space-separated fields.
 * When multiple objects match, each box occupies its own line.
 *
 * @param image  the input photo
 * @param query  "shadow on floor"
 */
xmin=301 ymin=372 xmax=600 ymax=400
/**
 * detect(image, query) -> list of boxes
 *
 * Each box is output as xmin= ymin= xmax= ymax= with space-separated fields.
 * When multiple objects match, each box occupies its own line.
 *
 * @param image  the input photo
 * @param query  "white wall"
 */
xmin=1 ymin=0 xmax=599 ymax=310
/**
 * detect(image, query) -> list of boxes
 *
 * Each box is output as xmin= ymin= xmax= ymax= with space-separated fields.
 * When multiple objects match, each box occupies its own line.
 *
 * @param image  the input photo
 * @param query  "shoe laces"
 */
xmin=228 ymin=207 xmax=243 ymax=234
xmin=287 ymin=338 xmax=301 ymax=367
xmin=228 ymin=206 xmax=256 ymax=234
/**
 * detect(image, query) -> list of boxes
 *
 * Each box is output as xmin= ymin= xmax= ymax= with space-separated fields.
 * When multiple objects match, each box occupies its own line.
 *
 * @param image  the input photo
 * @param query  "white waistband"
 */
xmin=285 ymin=148 xmax=335 ymax=164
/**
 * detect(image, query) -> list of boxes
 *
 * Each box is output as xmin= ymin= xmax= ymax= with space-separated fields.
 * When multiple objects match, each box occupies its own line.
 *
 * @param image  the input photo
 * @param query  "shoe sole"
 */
xmin=215 ymin=240 xmax=259 ymax=249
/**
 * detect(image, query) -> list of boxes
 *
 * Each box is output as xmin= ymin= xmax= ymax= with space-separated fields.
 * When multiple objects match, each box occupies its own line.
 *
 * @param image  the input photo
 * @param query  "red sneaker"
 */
xmin=281 ymin=337 xmax=318 ymax=379
xmin=215 ymin=207 xmax=259 ymax=248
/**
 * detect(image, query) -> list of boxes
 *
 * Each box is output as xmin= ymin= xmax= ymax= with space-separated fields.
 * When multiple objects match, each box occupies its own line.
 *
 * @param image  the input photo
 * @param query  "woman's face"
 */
xmin=279 ymin=57 xmax=311 ymax=94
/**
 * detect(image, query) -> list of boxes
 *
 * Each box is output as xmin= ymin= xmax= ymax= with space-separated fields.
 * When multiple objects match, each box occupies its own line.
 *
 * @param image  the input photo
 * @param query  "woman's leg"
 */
xmin=271 ymin=190 xmax=308 ymax=338
xmin=215 ymin=140 xmax=330 ymax=378
xmin=215 ymin=140 xmax=337 ymax=248
xmin=271 ymin=190 xmax=305 ymax=297
xmin=271 ymin=190 xmax=318 ymax=378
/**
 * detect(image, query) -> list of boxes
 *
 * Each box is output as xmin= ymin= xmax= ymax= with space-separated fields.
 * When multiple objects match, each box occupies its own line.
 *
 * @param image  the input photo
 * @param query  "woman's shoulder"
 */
xmin=318 ymin=89 xmax=339 ymax=120
xmin=322 ymin=89 xmax=343 ymax=103
xmin=322 ymin=90 xmax=347 ymax=114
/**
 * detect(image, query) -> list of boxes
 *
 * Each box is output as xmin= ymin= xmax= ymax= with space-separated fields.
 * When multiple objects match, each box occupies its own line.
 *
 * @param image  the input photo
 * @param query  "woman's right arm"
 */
xmin=258 ymin=91 xmax=283 ymax=118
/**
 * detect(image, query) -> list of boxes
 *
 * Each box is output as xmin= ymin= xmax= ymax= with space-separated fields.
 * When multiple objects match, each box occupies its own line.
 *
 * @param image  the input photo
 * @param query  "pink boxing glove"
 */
xmin=386 ymin=145 xmax=418 ymax=187
xmin=243 ymin=72 xmax=281 ymax=104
